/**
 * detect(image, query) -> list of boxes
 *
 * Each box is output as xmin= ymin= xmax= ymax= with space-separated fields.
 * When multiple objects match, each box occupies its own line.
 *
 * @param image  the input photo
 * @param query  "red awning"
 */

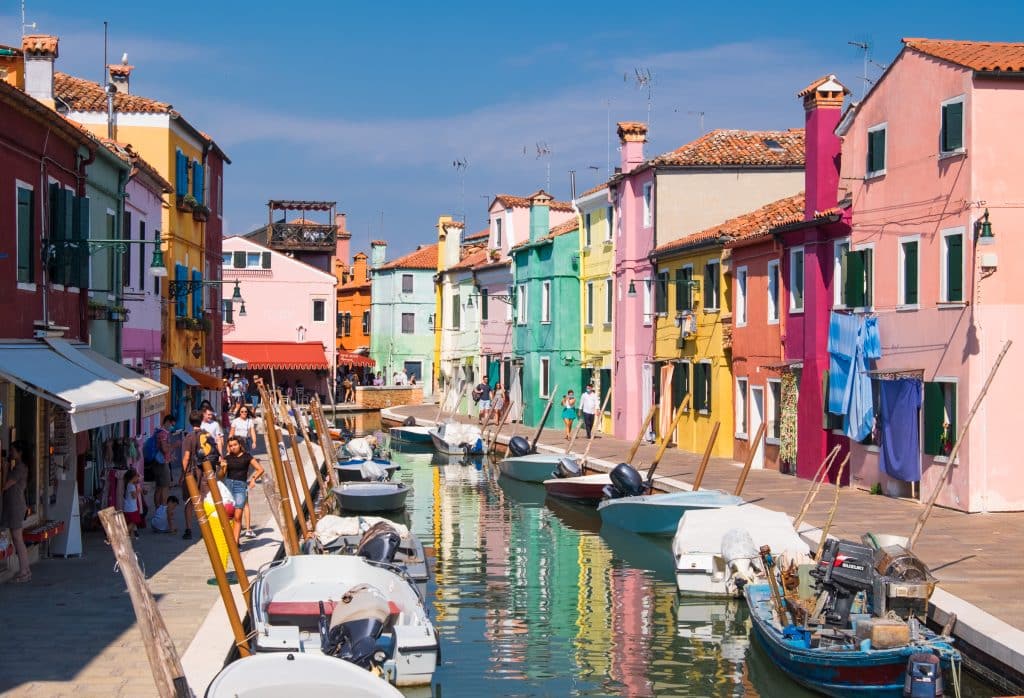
xmin=222 ymin=342 xmax=329 ymax=370
xmin=183 ymin=366 xmax=224 ymax=391
xmin=338 ymin=352 xmax=375 ymax=368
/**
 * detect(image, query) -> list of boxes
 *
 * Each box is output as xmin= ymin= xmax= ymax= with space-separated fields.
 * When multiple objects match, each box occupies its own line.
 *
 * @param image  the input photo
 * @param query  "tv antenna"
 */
xmin=452 ymin=158 xmax=468 ymax=221
xmin=626 ymin=67 xmax=655 ymax=136
xmin=848 ymin=40 xmax=875 ymax=98
xmin=532 ymin=142 xmax=552 ymax=191
xmin=21 ymin=0 xmax=35 ymax=35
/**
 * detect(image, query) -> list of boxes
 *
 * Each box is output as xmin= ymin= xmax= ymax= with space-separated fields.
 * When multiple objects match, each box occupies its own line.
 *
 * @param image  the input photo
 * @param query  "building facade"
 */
xmin=334 ymin=227 xmax=376 ymax=384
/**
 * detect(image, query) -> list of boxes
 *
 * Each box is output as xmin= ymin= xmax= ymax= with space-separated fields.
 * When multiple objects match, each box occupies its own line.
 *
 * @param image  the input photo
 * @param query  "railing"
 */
xmin=268 ymin=222 xmax=337 ymax=251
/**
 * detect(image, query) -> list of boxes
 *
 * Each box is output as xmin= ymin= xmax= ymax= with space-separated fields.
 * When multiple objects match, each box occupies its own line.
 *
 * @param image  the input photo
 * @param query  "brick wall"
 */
xmin=356 ymin=386 xmax=423 ymax=409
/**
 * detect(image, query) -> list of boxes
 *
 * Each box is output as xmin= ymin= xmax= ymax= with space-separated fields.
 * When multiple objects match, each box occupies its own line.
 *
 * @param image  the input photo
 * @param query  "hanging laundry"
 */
xmin=879 ymin=379 xmax=922 ymax=482
xmin=779 ymin=370 xmax=799 ymax=468
xmin=827 ymin=312 xmax=859 ymax=414
xmin=845 ymin=315 xmax=882 ymax=442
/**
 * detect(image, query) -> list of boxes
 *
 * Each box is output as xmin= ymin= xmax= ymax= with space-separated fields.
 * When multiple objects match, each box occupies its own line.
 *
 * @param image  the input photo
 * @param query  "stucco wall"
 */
xmin=370 ymin=267 xmax=435 ymax=395
xmin=579 ymin=191 xmax=614 ymax=433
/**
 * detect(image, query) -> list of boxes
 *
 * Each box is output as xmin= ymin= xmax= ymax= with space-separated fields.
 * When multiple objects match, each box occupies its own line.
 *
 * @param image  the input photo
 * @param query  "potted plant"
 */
xmin=192 ymin=203 xmax=210 ymax=222
xmin=176 ymin=193 xmax=198 ymax=212
xmin=87 ymin=299 xmax=108 ymax=321
xmin=489 ymin=249 xmax=501 ymax=261
xmin=201 ymin=316 xmax=214 ymax=333
xmin=109 ymin=305 xmax=129 ymax=322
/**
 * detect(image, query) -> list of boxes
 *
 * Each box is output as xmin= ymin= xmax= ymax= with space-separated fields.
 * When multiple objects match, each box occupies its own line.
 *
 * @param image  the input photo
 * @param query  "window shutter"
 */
xmin=672 ymin=362 xmax=689 ymax=410
xmin=261 ymin=251 xmax=272 ymax=269
xmin=703 ymin=264 xmax=714 ymax=308
xmin=923 ymin=382 xmax=945 ymax=455
xmin=655 ymin=273 xmax=668 ymax=314
xmin=904 ymin=242 xmax=918 ymax=305
xmin=137 ymin=220 xmax=146 ymax=292
xmin=844 ymin=250 xmax=866 ymax=308
xmin=868 ymin=129 xmax=886 ymax=173
xmin=197 ymin=163 xmax=205 ymax=204
xmin=175 ymin=264 xmax=187 ymax=317
xmin=942 ymin=102 xmax=963 ymax=152
xmin=122 ymin=211 xmax=132 ymax=288
xmin=222 ymin=298 xmax=234 ymax=324
xmin=481 ymin=289 xmax=489 ymax=321
xmin=175 ymin=151 xmax=187 ymax=196
xmin=191 ymin=269 xmax=202 ymax=318
xmin=233 ymin=251 xmax=245 ymax=268
xmin=693 ymin=363 xmax=706 ymax=412
xmin=72 ymin=195 xmax=90 ymax=288
xmin=946 ymin=235 xmax=963 ymax=302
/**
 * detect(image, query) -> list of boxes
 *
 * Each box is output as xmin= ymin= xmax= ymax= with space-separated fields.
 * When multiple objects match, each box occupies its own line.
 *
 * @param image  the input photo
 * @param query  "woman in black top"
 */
xmin=222 ymin=436 xmax=265 ymax=542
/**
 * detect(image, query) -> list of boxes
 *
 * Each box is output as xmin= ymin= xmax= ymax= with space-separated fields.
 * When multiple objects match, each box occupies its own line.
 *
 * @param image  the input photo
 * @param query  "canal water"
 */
xmin=335 ymin=419 xmax=994 ymax=697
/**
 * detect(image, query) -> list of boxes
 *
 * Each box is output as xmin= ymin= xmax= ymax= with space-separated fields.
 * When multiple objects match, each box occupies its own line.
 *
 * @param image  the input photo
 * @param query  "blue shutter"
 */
xmin=191 ymin=269 xmax=202 ymax=318
xmin=175 ymin=264 xmax=187 ymax=317
xmin=175 ymin=151 xmax=187 ymax=196
xmin=192 ymin=161 xmax=205 ymax=204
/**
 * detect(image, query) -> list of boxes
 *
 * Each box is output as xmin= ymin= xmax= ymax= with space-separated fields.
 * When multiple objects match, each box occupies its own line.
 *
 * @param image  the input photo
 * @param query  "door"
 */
xmin=642 ymin=362 xmax=654 ymax=442
xmin=750 ymin=386 xmax=765 ymax=470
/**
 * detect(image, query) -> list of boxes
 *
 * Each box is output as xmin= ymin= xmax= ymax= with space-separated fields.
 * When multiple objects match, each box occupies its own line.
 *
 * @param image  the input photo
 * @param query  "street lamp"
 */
xmin=168 ymin=278 xmax=245 ymax=303
xmin=43 ymin=236 xmax=168 ymax=277
xmin=976 ymin=209 xmax=995 ymax=246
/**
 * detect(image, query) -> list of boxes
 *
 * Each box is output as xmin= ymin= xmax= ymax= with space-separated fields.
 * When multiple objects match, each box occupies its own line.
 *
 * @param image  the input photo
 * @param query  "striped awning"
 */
xmin=222 ymin=342 xmax=329 ymax=370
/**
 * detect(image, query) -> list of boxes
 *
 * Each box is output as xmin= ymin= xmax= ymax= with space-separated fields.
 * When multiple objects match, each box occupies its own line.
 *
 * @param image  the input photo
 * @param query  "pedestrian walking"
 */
xmin=230 ymin=405 xmax=257 ymax=453
xmin=579 ymin=384 xmax=599 ymax=439
xmin=474 ymin=380 xmax=491 ymax=423
xmin=561 ymin=390 xmax=577 ymax=439
xmin=122 ymin=469 xmax=144 ymax=539
xmin=491 ymin=382 xmax=506 ymax=422
xmin=2 ymin=441 xmax=32 ymax=582
xmin=222 ymin=436 xmax=265 ymax=542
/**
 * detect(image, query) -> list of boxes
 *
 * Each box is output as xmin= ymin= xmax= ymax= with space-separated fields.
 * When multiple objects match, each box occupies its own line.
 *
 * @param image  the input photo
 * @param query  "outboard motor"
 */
xmin=903 ymin=653 xmax=944 ymax=697
xmin=402 ymin=415 xmax=417 ymax=426
xmin=810 ymin=537 xmax=876 ymax=628
xmin=601 ymin=463 xmax=646 ymax=499
xmin=554 ymin=456 xmax=582 ymax=479
xmin=357 ymin=522 xmax=402 ymax=564
xmin=508 ymin=436 xmax=532 ymax=457
xmin=319 ymin=585 xmax=395 ymax=669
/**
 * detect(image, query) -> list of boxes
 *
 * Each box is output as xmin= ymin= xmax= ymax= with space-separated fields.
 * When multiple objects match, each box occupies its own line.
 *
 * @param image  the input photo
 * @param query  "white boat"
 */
xmin=307 ymin=515 xmax=430 ymax=589
xmin=333 ymin=482 xmax=410 ymax=513
xmin=499 ymin=452 xmax=575 ymax=483
xmin=389 ymin=424 xmax=433 ymax=444
xmin=671 ymin=504 xmax=810 ymax=597
xmin=252 ymin=555 xmax=439 ymax=687
xmin=205 ymin=652 xmax=403 ymax=697
xmin=428 ymin=421 xmax=484 ymax=455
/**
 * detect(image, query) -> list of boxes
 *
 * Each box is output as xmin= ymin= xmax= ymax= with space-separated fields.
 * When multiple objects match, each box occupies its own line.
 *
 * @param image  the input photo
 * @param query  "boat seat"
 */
xmin=265 ymin=599 xmax=403 ymax=628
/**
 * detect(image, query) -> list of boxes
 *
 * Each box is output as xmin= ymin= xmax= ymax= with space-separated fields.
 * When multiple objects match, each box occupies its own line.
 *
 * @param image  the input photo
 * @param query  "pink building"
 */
xmin=838 ymin=39 xmax=1024 ymax=512
xmin=221 ymin=237 xmax=337 ymax=400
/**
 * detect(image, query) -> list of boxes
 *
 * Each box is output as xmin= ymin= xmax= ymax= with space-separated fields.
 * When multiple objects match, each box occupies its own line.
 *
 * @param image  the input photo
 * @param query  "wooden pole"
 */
xmin=258 ymin=386 xmax=299 ymax=555
xmin=183 ymin=475 xmax=251 ymax=658
xmin=815 ymin=453 xmax=851 ymax=560
xmin=566 ymin=418 xmax=585 ymax=453
xmin=645 ymin=394 xmax=691 ymax=489
xmin=487 ymin=399 xmax=513 ymax=453
xmin=201 ymin=462 xmax=252 ymax=610
xmin=908 ymin=339 xmax=1012 ymax=550
xmin=733 ymin=421 xmax=767 ymax=497
xmin=530 ymin=384 xmax=559 ymax=454
xmin=98 ymin=507 xmax=191 ymax=698
xmin=690 ymin=421 xmax=720 ymax=492
xmin=792 ymin=444 xmax=841 ymax=530
xmin=580 ymin=389 xmax=614 ymax=470
xmin=293 ymin=400 xmax=328 ymax=499
xmin=626 ymin=405 xmax=658 ymax=465
xmin=282 ymin=410 xmax=318 ymax=531
xmin=309 ymin=396 xmax=340 ymax=489
xmin=277 ymin=423 xmax=311 ymax=539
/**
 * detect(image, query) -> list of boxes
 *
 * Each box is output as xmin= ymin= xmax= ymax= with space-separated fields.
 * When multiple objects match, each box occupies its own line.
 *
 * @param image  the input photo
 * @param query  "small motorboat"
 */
xmin=389 ymin=424 xmax=433 ymax=445
xmin=305 ymin=515 xmax=430 ymax=590
xmin=542 ymin=455 xmax=605 ymax=502
xmin=333 ymin=482 xmax=410 ymax=513
xmin=252 ymin=555 xmax=439 ymax=687
xmin=428 ymin=420 xmax=484 ymax=455
xmin=335 ymin=458 xmax=400 ymax=482
xmin=672 ymin=504 xmax=810 ymax=597
xmin=205 ymin=652 xmax=403 ymax=697
xmin=499 ymin=436 xmax=577 ymax=483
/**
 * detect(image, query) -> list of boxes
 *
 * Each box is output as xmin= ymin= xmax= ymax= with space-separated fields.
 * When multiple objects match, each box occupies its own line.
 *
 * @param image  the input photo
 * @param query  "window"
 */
xmin=451 ymin=294 xmax=461 ymax=330
xmin=260 ymin=251 xmax=271 ymax=269
xmin=642 ymin=183 xmax=653 ymax=227
xmin=222 ymin=298 xmax=234 ymax=324
xmin=703 ymin=260 xmax=720 ymax=311
xmin=191 ymin=160 xmax=205 ymax=205
xmin=312 ymin=299 xmax=326 ymax=322
xmin=642 ymin=278 xmax=653 ymax=326
xmin=362 ymin=310 xmax=371 ymax=335
xmin=122 ymin=211 xmax=132 ymax=288
xmin=767 ymin=260 xmax=780 ymax=323
xmin=584 ymin=213 xmax=592 ymax=247
xmin=336 ymin=312 xmax=345 ymax=337
xmin=675 ymin=266 xmax=693 ymax=313
xmin=735 ymin=377 xmax=749 ymax=437
xmin=899 ymin=237 xmax=920 ymax=307
xmin=789 ymin=247 xmax=805 ymax=312
xmin=246 ymin=252 xmax=261 ymax=268
xmin=480 ymin=288 xmax=489 ymax=321
xmin=175 ymin=149 xmax=188 ymax=196
xmin=923 ymin=381 xmax=956 ymax=457
xmin=494 ymin=217 xmax=502 ymax=247
xmin=606 ymin=206 xmax=614 ymax=241
xmin=47 ymin=184 xmax=74 ymax=287
xmin=833 ymin=239 xmax=850 ymax=307
xmin=153 ymin=230 xmax=161 ymax=293
xmin=586 ymin=281 xmax=594 ymax=326
xmin=767 ymin=378 xmax=782 ymax=443
xmin=404 ymin=361 xmax=423 ymax=384
xmin=693 ymin=361 xmax=712 ymax=414
xmin=539 ymin=357 xmax=551 ymax=398
xmin=604 ymin=278 xmax=613 ymax=324
xmin=191 ymin=269 xmax=202 ymax=318
xmin=223 ymin=253 xmax=233 ymax=268
xmin=16 ymin=184 xmax=33 ymax=284
xmin=672 ymin=361 xmax=689 ymax=412
xmin=866 ymin=123 xmax=887 ymax=177
xmin=941 ymin=97 xmax=964 ymax=154
xmin=941 ymin=229 xmax=964 ymax=303
xmin=401 ymin=313 xmax=415 ymax=333
xmin=137 ymin=219 xmax=146 ymax=291
xmin=541 ymin=281 xmax=551 ymax=323
xmin=401 ymin=274 xmax=414 ymax=293
xmin=105 ymin=211 xmax=117 ymax=291
xmin=507 ymin=286 xmax=515 ymax=322
xmin=843 ymin=246 xmax=873 ymax=309
xmin=517 ymin=284 xmax=528 ymax=324
xmin=217 ymin=174 xmax=223 ymax=217
xmin=655 ymin=271 xmax=669 ymax=316
xmin=735 ymin=266 xmax=748 ymax=326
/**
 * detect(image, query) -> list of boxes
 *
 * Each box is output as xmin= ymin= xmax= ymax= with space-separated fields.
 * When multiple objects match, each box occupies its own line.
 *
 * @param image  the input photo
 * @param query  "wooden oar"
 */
xmin=529 ymin=384 xmax=559 ymax=453
xmin=690 ymin=421 xmax=720 ymax=492
xmin=644 ymin=394 xmax=691 ymax=490
xmin=580 ymin=389 xmax=613 ymax=471
xmin=734 ymin=421 xmax=766 ymax=497
xmin=626 ymin=405 xmax=658 ymax=465
xmin=792 ymin=444 xmax=840 ymax=530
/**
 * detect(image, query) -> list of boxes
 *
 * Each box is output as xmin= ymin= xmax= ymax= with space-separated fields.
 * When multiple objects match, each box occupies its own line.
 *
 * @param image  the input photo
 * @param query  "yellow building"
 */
xmin=650 ymin=230 xmax=733 ymax=457
xmin=576 ymin=185 xmax=614 ymax=432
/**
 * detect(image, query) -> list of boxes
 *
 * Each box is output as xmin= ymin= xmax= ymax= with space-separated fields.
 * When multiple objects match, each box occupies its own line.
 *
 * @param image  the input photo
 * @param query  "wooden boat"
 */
xmin=333 ymin=482 xmax=410 ymax=513
xmin=306 ymin=514 xmax=430 ymax=590
xmin=744 ymin=582 xmax=959 ymax=697
xmin=389 ymin=425 xmax=433 ymax=444
xmin=542 ymin=472 xmax=609 ymax=503
xmin=251 ymin=555 xmax=438 ymax=687
xmin=428 ymin=421 xmax=484 ymax=455
xmin=597 ymin=490 xmax=744 ymax=536
xmin=499 ymin=453 xmax=576 ymax=483
xmin=672 ymin=504 xmax=809 ymax=597
xmin=205 ymin=652 xmax=403 ymax=698
xmin=334 ymin=458 xmax=399 ymax=482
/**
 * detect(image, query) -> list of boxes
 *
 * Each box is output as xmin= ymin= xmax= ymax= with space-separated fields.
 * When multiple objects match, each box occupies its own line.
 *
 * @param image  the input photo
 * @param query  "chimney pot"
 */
xmin=22 ymin=34 xmax=58 ymax=106
xmin=616 ymin=121 xmax=648 ymax=175
xmin=107 ymin=63 xmax=134 ymax=94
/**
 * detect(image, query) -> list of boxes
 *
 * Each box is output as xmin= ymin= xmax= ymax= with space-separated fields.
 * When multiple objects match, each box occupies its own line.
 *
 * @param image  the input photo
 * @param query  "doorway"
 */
xmin=750 ymin=386 xmax=765 ymax=470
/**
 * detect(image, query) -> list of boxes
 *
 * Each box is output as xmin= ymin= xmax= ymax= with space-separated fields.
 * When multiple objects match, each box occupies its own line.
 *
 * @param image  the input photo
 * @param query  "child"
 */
xmin=123 ymin=469 xmax=144 ymax=539
xmin=150 ymin=495 xmax=179 ymax=534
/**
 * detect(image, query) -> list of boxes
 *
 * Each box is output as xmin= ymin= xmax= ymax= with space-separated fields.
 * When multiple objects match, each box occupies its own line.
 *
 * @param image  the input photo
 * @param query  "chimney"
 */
xmin=617 ymin=121 xmax=647 ymax=175
xmin=22 ymin=35 xmax=58 ymax=107
xmin=528 ymin=190 xmax=552 ymax=244
xmin=334 ymin=212 xmax=350 ymax=267
xmin=0 ymin=47 xmax=25 ymax=90
xmin=799 ymin=74 xmax=849 ymax=218
xmin=370 ymin=240 xmax=387 ymax=268
xmin=107 ymin=59 xmax=133 ymax=94
xmin=437 ymin=216 xmax=463 ymax=269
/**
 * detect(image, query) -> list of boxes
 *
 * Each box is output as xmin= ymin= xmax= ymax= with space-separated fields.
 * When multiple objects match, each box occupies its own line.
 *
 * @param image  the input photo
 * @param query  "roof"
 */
xmin=0 ymin=80 xmax=95 ymax=151
xmin=579 ymin=182 xmax=609 ymax=198
xmin=375 ymin=243 xmax=438 ymax=271
xmin=903 ymin=37 xmax=1024 ymax=73
xmin=221 ymin=342 xmax=329 ymax=370
xmin=655 ymin=192 xmax=806 ymax=256
xmin=55 ymin=71 xmax=172 ymax=114
xmin=509 ymin=218 xmax=579 ymax=252
xmin=449 ymin=247 xmax=489 ymax=272
xmin=493 ymin=193 xmax=574 ymax=212
xmin=464 ymin=229 xmax=488 ymax=242
xmin=650 ymin=128 xmax=805 ymax=168
xmin=96 ymin=138 xmax=173 ymax=193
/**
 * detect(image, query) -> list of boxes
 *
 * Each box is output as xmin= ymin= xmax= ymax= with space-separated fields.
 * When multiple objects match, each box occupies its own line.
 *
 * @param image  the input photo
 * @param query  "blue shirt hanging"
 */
xmin=879 ymin=378 xmax=922 ymax=482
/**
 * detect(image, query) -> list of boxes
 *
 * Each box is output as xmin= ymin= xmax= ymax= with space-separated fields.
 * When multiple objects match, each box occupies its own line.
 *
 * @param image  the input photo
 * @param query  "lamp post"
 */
xmin=976 ymin=209 xmax=995 ymax=246
xmin=167 ymin=279 xmax=246 ymax=368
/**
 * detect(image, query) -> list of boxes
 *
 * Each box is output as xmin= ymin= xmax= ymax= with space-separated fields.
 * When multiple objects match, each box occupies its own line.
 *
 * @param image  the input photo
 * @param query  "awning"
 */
xmin=223 ymin=342 xmax=329 ymax=370
xmin=223 ymin=352 xmax=248 ymax=369
xmin=183 ymin=366 xmax=224 ymax=391
xmin=0 ymin=341 xmax=139 ymax=433
xmin=47 ymin=340 xmax=169 ymax=418
xmin=338 ymin=352 xmax=375 ymax=368
xmin=171 ymin=366 xmax=199 ymax=388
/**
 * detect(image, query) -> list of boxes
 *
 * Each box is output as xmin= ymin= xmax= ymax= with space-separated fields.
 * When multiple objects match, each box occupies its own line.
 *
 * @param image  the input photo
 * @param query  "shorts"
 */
xmin=124 ymin=510 xmax=144 ymax=527
xmin=478 ymin=399 xmax=491 ymax=410
xmin=151 ymin=460 xmax=171 ymax=488
xmin=224 ymin=478 xmax=248 ymax=509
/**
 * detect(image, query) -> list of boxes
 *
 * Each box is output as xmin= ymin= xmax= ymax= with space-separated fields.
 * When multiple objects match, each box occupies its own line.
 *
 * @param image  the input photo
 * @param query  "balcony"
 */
xmin=268 ymin=221 xmax=337 ymax=252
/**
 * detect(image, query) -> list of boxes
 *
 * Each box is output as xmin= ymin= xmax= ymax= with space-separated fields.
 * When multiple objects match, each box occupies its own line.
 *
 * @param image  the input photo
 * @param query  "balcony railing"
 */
xmin=268 ymin=222 xmax=337 ymax=251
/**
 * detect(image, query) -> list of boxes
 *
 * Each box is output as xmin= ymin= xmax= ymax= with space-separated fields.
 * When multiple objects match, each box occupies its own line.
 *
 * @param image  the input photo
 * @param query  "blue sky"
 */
xmin=4 ymin=1 xmax=1023 ymax=258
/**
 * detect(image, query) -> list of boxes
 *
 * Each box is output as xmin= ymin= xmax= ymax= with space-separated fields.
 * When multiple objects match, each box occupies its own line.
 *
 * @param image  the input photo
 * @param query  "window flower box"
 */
xmin=87 ymin=301 xmax=109 ymax=321
xmin=176 ymin=194 xmax=198 ymax=212
xmin=175 ymin=316 xmax=202 ymax=331
xmin=192 ymin=204 xmax=210 ymax=222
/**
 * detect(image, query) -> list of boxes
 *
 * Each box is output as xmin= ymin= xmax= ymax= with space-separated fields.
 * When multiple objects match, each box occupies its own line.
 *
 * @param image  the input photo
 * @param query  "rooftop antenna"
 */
xmin=21 ymin=0 xmax=35 ymax=35
xmin=569 ymin=169 xmax=576 ymax=201
xmin=687 ymin=110 xmax=706 ymax=133
xmin=605 ymin=98 xmax=611 ymax=178
xmin=534 ymin=142 xmax=552 ymax=191
xmin=452 ymin=158 xmax=468 ymax=222
xmin=849 ymin=40 xmax=871 ymax=99
xmin=626 ymin=67 xmax=655 ymax=139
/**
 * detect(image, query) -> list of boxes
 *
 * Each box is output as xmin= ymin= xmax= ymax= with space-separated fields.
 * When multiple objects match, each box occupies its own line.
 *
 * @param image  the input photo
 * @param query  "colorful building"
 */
xmin=510 ymin=192 xmax=581 ymax=427
xmin=837 ymin=40 xmax=1024 ymax=512
xmin=576 ymin=185 xmax=614 ymax=433
xmin=333 ymin=218 xmax=376 ymax=384
xmin=369 ymin=242 xmax=438 ymax=393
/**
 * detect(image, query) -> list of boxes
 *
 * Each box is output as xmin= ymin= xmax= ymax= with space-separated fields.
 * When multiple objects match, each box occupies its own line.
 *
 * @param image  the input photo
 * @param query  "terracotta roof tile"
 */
xmin=371 ymin=240 xmax=387 ymax=246
xmin=651 ymin=128 xmax=805 ymax=168
xmin=464 ymin=229 xmax=489 ymax=241
xmin=375 ymin=243 xmax=438 ymax=271
xmin=493 ymin=193 xmax=574 ymax=212
xmin=54 ymin=71 xmax=172 ymax=114
xmin=94 ymin=138 xmax=173 ymax=193
xmin=509 ymin=219 xmax=580 ymax=252
xmin=22 ymin=35 xmax=58 ymax=56
xmin=449 ymin=247 xmax=489 ymax=272
xmin=655 ymin=193 xmax=806 ymax=256
xmin=578 ymin=182 xmax=609 ymax=198
xmin=903 ymin=37 xmax=1024 ymax=72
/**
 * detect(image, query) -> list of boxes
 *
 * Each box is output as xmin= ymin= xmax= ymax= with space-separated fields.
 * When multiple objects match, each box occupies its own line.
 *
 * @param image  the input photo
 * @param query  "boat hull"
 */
xmin=332 ymin=483 xmax=410 ymax=512
xmin=543 ymin=473 xmax=609 ymax=503
xmin=206 ymin=653 xmax=403 ymax=698
xmin=390 ymin=425 xmax=433 ymax=444
xmin=499 ymin=453 xmax=573 ymax=483
xmin=334 ymin=458 xmax=398 ymax=482
xmin=429 ymin=430 xmax=485 ymax=455
xmin=597 ymin=491 xmax=744 ymax=535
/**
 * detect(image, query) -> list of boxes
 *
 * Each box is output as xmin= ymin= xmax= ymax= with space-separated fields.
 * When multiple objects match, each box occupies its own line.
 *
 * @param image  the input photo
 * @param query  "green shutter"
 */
xmin=122 ymin=211 xmax=132 ymax=288
xmin=946 ymin=234 xmax=963 ymax=302
xmin=704 ymin=363 xmax=712 ymax=412
xmin=868 ymin=128 xmax=886 ymax=173
xmin=844 ymin=250 xmax=866 ymax=308
xmin=72 ymin=195 xmax=90 ymax=288
xmin=481 ymin=289 xmax=489 ymax=321
xmin=904 ymin=241 xmax=918 ymax=305
xmin=942 ymin=102 xmax=963 ymax=152
xmin=599 ymin=368 xmax=611 ymax=411
xmin=923 ymin=382 xmax=945 ymax=455
xmin=693 ymin=363 xmax=706 ymax=412
xmin=656 ymin=273 xmax=668 ymax=314
xmin=261 ymin=251 xmax=272 ymax=269
xmin=672 ymin=362 xmax=689 ymax=410
xmin=17 ymin=187 xmax=34 ymax=283
xmin=452 ymin=294 xmax=460 ymax=329
xmin=674 ymin=268 xmax=686 ymax=312
xmin=233 ymin=251 xmax=245 ymax=268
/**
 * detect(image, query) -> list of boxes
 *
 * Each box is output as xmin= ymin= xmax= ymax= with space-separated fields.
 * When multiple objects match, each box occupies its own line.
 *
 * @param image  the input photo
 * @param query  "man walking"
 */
xmin=579 ymin=383 xmax=600 ymax=439
xmin=179 ymin=409 xmax=226 ymax=540
xmin=474 ymin=380 xmax=491 ymax=424
xmin=201 ymin=406 xmax=225 ymax=456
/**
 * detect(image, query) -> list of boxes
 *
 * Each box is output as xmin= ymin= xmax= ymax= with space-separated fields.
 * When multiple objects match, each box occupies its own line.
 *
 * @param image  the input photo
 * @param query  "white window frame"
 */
xmin=605 ymin=205 xmax=614 ymax=242
xmin=766 ymin=378 xmax=782 ymax=445
xmin=642 ymin=183 xmax=653 ymax=227
xmin=15 ymin=179 xmax=36 ymax=291
xmin=507 ymin=285 xmax=514 ymax=322
xmin=585 ymin=281 xmax=594 ymax=327
xmin=642 ymin=278 xmax=653 ymax=326
xmin=833 ymin=238 xmax=850 ymax=308
xmin=704 ymin=259 xmax=720 ymax=312
xmin=541 ymin=280 xmax=551 ymax=323
xmin=516 ymin=283 xmax=528 ymax=325
xmin=584 ymin=212 xmax=592 ymax=247
xmin=939 ymin=227 xmax=966 ymax=305
xmin=604 ymin=277 xmax=613 ymax=326
xmin=766 ymin=259 xmax=780 ymax=324
xmin=312 ymin=298 xmax=327 ymax=323
xmin=866 ymin=122 xmax=887 ymax=178
xmin=246 ymin=252 xmax=262 ymax=269
xmin=539 ymin=356 xmax=551 ymax=398
xmin=735 ymin=265 xmax=748 ymax=327
xmin=697 ymin=359 xmax=713 ymax=415
xmin=939 ymin=95 xmax=966 ymax=157
xmin=789 ymin=246 xmax=805 ymax=313
xmin=898 ymin=234 xmax=921 ymax=309
xmin=735 ymin=377 xmax=749 ymax=438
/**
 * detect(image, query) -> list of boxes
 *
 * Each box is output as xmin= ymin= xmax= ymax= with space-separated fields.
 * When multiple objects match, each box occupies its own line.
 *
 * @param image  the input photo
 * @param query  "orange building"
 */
xmin=334 ymin=232 xmax=376 ymax=384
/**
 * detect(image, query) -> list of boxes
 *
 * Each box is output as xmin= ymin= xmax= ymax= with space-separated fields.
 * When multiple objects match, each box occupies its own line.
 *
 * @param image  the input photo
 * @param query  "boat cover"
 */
xmin=315 ymin=514 xmax=410 ymax=543
xmin=672 ymin=504 xmax=808 ymax=560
